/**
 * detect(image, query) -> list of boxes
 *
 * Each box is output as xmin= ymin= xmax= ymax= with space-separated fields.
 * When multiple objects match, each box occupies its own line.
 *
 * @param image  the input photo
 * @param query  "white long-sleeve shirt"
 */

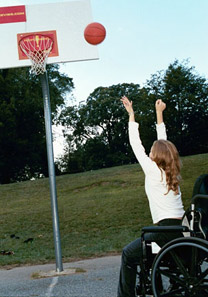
xmin=129 ymin=121 xmax=184 ymax=224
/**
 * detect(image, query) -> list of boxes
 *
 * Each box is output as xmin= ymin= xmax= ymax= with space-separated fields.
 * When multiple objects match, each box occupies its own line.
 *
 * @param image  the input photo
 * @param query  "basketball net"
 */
xmin=19 ymin=34 xmax=53 ymax=75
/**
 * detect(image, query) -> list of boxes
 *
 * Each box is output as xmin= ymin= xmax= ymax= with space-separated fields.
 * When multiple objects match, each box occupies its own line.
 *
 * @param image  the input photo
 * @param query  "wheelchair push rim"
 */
xmin=151 ymin=237 xmax=208 ymax=297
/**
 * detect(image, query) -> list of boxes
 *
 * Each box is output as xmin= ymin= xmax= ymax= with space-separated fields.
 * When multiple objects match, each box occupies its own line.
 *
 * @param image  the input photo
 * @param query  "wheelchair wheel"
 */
xmin=151 ymin=237 xmax=208 ymax=297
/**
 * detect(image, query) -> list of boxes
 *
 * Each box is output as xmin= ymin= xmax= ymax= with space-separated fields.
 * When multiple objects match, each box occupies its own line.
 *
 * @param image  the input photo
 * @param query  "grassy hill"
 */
xmin=0 ymin=153 xmax=208 ymax=267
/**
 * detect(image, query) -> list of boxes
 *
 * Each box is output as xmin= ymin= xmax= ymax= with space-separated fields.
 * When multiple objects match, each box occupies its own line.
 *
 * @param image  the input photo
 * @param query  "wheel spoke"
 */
xmin=196 ymin=267 xmax=208 ymax=285
xmin=158 ymin=268 xmax=185 ymax=286
xmin=168 ymin=250 xmax=189 ymax=278
xmin=195 ymin=284 xmax=208 ymax=294
xmin=152 ymin=240 xmax=208 ymax=297
xmin=198 ymin=284 xmax=208 ymax=289
xmin=190 ymin=246 xmax=198 ymax=276
xmin=160 ymin=287 xmax=185 ymax=297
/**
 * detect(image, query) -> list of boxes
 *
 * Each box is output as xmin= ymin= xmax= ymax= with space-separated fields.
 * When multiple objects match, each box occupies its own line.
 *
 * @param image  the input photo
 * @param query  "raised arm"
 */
xmin=155 ymin=99 xmax=166 ymax=124
xmin=120 ymin=96 xmax=158 ymax=175
xmin=155 ymin=99 xmax=167 ymax=140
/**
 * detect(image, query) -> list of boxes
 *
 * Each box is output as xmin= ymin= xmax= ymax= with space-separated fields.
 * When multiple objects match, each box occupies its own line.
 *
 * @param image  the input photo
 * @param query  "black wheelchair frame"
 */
xmin=136 ymin=174 xmax=208 ymax=297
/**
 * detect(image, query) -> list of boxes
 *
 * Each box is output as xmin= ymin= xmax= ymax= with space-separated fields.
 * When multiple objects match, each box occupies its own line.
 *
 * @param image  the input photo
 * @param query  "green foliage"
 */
xmin=0 ymin=65 xmax=73 ymax=183
xmin=146 ymin=60 xmax=208 ymax=155
xmin=59 ymin=60 xmax=208 ymax=173
xmin=1 ymin=59 xmax=207 ymax=181
xmin=0 ymin=153 xmax=207 ymax=266
xmin=59 ymin=83 xmax=144 ymax=172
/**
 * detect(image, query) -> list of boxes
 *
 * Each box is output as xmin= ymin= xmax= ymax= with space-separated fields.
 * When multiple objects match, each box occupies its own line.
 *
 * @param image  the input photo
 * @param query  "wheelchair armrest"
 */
xmin=142 ymin=225 xmax=190 ymax=233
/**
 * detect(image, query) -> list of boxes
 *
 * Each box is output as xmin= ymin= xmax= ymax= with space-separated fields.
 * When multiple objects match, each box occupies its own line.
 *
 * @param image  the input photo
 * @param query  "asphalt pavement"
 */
xmin=0 ymin=255 xmax=121 ymax=297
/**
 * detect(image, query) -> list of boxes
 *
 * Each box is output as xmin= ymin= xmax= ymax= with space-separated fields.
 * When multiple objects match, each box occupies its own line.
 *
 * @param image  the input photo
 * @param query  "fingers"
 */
xmin=120 ymin=96 xmax=133 ymax=114
xmin=155 ymin=99 xmax=166 ymax=111
xmin=121 ymin=95 xmax=128 ymax=102
xmin=121 ymin=96 xmax=132 ymax=105
xmin=155 ymin=99 xmax=165 ymax=106
xmin=155 ymin=99 xmax=162 ymax=105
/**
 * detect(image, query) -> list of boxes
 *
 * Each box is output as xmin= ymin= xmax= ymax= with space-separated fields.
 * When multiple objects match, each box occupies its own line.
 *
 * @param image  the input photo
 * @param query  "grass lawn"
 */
xmin=0 ymin=153 xmax=208 ymax=267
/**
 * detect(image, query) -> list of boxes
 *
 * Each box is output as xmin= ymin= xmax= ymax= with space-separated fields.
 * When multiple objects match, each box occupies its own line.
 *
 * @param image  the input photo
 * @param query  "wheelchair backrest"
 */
xmin=182 ymin=174 xmax=208 ymax=240
xmin=192 ymin=195 xmax=208 ymax=240
xmin=191 ymin=174 xmax=208 ymax=240
xmin=192 ymin=174 xmax=208 ymax=196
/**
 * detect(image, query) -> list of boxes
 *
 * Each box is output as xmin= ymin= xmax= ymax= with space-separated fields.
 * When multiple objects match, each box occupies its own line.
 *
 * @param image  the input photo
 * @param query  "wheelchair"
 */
xmin=136 ymin=174 xmax=208 ymax=297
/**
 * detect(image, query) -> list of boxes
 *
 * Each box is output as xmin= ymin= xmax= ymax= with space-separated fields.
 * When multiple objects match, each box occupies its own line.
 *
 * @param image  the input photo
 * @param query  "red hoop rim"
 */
xmin=19 ymin=33 xmax=54 ymax=53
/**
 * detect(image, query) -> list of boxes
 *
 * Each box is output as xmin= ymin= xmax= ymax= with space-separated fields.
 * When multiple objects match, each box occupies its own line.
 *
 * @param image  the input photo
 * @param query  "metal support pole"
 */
xmin=40 ymin=71 xmax=63 ymax=272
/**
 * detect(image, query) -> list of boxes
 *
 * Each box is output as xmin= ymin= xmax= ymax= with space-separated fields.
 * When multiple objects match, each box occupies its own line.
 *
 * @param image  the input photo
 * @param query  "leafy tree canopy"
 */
xmin=0 ymin=65 xmax=73 ymax=183
xmin=59 ymin=60 xmax=208 ymax=173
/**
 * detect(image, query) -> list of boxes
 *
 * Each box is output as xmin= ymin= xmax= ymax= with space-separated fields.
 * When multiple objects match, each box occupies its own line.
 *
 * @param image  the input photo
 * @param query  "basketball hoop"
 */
xmin=19 ymin=34 xmax=53 ymax=75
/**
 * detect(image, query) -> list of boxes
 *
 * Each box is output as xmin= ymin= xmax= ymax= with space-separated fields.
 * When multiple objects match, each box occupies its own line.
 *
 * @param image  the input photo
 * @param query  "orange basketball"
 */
xmin=84 ymin=22 xmax=106 ymax=45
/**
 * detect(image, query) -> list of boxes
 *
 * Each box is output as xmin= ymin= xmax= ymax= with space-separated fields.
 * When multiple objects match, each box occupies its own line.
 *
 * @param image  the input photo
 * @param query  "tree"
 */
xmin=145 ymin=60 xmax=208 ymax=155
xmin=59 ymin=60 xmax=208 ymax=173
xmin=0 ymin=65 xmax=73 ymax=183
xmin=58 ymin=83 xmax=153 ymax=172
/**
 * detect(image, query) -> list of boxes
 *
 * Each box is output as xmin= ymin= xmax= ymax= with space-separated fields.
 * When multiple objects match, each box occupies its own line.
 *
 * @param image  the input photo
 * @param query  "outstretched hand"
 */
xmin=120 ymin=96 xmax=134 ymax=114
xmin=155 ymin=99 xmax=166 ymax=112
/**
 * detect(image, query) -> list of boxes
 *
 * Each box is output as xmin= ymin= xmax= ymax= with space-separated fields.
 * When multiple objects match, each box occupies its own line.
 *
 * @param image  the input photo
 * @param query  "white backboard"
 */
xmin=0 ymin=0 xmax=99 ymax=69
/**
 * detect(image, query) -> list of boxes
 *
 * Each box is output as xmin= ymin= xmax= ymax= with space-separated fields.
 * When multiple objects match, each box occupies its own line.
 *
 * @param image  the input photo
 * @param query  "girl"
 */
xmin=117 ymin=97 xmax=185 ymax=297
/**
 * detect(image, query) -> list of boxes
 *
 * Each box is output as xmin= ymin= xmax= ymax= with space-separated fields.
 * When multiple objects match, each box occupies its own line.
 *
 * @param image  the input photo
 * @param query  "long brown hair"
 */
xmin=151 ymin=140 xmax=181 ymax=195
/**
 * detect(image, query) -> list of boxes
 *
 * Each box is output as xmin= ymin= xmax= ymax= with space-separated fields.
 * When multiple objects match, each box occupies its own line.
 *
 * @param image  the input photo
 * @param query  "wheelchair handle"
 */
xmin=141 ymin=225 xmax=190 ymax=233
